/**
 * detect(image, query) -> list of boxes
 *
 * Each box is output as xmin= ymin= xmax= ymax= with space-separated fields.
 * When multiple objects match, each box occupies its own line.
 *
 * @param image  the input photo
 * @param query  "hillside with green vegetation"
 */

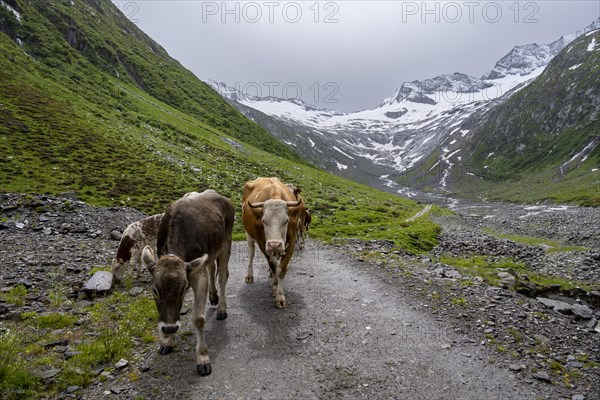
xmin=458 ymin=29 xmax=600 ymax=205
xmin=0 ymin=0 xmax=439 ymax=251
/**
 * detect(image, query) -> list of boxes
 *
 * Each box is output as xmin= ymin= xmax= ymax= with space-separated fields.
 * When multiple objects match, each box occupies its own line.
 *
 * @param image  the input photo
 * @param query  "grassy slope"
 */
xmin=459 ymin=30 xmax=600 ymax=205
xmin=0 ymin=0 xmax=438 ymax=251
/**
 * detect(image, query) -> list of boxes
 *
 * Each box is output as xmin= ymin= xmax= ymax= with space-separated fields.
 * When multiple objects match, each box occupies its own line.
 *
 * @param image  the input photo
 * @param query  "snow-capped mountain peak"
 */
xmin=380 ymin=72 xmax=494 ymax=106
xmin=483 ymin=17 xmax=600 ymax=80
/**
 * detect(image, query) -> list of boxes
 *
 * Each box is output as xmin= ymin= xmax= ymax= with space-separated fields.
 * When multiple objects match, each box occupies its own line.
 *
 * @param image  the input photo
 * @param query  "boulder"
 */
xmin=83 ymin=271 xmax=113 ymax=298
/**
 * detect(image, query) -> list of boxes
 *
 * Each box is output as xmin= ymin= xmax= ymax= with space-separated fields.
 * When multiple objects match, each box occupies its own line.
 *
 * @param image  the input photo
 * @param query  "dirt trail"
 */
xmin=405 ymin=204 xmax=433 ymax=222
xmin=84 ymin=241 xmax=545 ymax=400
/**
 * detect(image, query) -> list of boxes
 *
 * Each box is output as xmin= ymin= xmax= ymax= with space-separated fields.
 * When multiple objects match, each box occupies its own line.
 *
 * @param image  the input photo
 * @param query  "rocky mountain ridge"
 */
xmin=209 ymin=17 xmax=600 ymax=204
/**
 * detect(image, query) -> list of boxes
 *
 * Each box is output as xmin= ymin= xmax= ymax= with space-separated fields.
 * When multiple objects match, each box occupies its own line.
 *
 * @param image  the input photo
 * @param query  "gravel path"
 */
xmin=82 ymin=241 xmax=544 ymax=400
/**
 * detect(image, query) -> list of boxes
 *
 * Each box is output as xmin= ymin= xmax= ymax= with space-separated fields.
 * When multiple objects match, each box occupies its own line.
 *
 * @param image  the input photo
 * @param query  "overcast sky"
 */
xmin=111 ymin=1 xmax=599 ymax=112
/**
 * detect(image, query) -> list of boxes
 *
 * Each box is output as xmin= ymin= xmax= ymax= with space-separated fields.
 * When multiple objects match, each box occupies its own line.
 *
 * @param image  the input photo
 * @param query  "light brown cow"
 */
xmin=111 ymin=213 xmax=164 ymax=282
xmin=242 ymin=178 xmax=305 ymax=308
xmin=141 ymin=190 xmax=234 ymax=376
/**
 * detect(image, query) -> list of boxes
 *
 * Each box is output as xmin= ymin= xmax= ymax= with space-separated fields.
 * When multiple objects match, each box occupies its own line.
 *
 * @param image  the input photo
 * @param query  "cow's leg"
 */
xmin=207 ymin=260 xmax=219 ymax=306
xmin=190 ymin=271 xmax=211 ymax=376
xmin=215 ymin=240 xmax=231 ymax=320
xmin=132 ymin=245 xmax=144 ymax=280
xmin=273 ymin=262 xmax=288 ymax=308
xmin=272 ymin=251 xmax=292 ymax=308
xmin=298 ymin=226 xmax=305 ymax=250
xmin=245 ymin=233 xmax=255 ymax=283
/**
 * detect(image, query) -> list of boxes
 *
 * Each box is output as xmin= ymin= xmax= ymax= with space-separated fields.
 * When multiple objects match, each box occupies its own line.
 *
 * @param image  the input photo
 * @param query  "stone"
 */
xmin=572 ymin=395 xmax=586 ymax=400
xmin=64 ymin=351 xmax=82 ymax=359
xmin=497 ymin=272 xmax=516 ymax=287
xmin=44 ymin=339 xmax=69 ymax=349
xmin=566 ymin=361 xmax=583 ymax=369
xmin=82 ymin=271 xmax=113 ymax=297
xmin=129 ymin=286 xmax=144 ymax=297
xmin=532 ymin=371 xmax=552 ymax=383
xmin=115 ymin=358 xmax=129 ymax=370
xmin=66 ymin=386 xmax=79 ymax=394
xmin=100 ymin=371 xmax=114 ymax=380
xmin=444 ymin=269 xmax=462 ymax=279
xmin=537 ymin=297 xmax=573 ymax=314
xmin=509 ymin=364 xmax=524 ymax=372
xmin=110 ymin=386 xmax=127 ymax=394
xmin=110 ymin=230 xmax=122 ymax=240
xmin=571 ymin=304 xmax=593 ymax=320
xmin=433 ymin=267 xmax=445 ymax=277
xmin=32 ymin=367 xmax=62 ymax=380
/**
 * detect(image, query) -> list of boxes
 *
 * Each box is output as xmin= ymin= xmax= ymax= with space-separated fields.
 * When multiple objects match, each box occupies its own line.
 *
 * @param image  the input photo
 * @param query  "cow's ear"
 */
xmin=187 ymin=254 xmax=209 ymax=276
xmin=117 ymin=257 xmax=125 ymax=264
xmin=141 ymin=246 xmax=157 ymax=274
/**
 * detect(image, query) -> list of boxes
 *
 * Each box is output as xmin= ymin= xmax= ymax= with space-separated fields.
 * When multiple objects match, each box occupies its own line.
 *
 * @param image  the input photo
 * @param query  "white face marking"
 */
xmin=262 ymin=200 xmax=289 ymax=256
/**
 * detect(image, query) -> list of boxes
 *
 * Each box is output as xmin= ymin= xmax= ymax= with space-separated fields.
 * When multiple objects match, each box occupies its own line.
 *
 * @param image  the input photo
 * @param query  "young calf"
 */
xmin=111 ymin=213 xmax=164 ymax=282
xmin=141 ymin=190 xmax=234 ymax=376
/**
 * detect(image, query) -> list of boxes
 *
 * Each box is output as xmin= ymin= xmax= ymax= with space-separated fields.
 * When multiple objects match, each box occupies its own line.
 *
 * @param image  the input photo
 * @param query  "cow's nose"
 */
xmin=162 ymin=325 xmax=179 ymax=334
xmin=267 ymin=241 xmax=285 ymax=253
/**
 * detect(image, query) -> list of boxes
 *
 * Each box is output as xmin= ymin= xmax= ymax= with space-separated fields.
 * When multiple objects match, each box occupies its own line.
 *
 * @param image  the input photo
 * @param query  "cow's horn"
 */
xmin=248 ymin=201 xmax=265 ymax=209
xmin=286 ymin=200 xmax=301 ymax=207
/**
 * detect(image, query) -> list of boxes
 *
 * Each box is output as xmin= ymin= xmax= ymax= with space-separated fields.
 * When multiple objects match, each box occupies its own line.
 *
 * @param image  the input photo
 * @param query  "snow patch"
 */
xmin=332 ymin=146 xmax=355 ymax=160
xmin=569 ymin=63 xmax=582 ymax=70
xmin=587 ymin=37 xmax=597 ymax=51
xmin=335 ymin=162 xmax=348 ymax=170
xmin=586 ymin=29 xmax=599 ymax=36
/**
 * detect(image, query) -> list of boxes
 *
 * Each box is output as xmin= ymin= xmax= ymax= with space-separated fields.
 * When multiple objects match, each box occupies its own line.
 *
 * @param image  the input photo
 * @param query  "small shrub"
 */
xmin=0 ymin=330 xmax=40 ymax=397
xmin=3 ymin=284 xmax=28 ymax=306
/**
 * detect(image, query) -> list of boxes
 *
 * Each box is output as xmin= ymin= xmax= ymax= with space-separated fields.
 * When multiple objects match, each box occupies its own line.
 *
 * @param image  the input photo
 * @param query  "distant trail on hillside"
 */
xmin=405 ymin=204 xmax=432 ymax=222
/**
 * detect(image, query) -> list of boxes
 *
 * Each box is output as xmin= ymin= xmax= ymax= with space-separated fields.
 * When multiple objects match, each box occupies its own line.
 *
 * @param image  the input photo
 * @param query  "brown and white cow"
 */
xmin=141 ymin=190 xmax=234 ymax=376
xmin=242 ymin=178 xmax=305 ymax=308
xmin=111 ymin=213 xmax=164 ymax=282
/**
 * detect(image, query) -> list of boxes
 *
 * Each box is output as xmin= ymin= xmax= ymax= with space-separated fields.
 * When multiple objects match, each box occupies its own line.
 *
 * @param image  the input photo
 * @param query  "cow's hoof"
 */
xmin=245 ymin=276 xmax=254 ymax=283
xmin=274 ymin=299 xmax=287 ymax=309
xmin=216 ymin=310 xmax=227 ymax=320
xmin=209 ymin=292 xmax=219 ymax=306
xmin=158 ymin=345 xmax=173 ymax=355
xmin=197 ymin=363 xmax=212 ymax=376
